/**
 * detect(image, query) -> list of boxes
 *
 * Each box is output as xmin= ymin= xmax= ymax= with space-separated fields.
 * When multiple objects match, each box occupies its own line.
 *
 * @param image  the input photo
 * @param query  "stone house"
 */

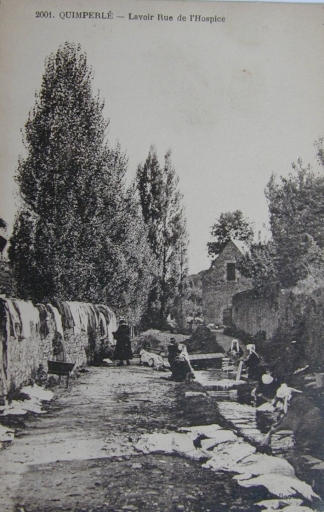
xmin=201 ymin=240 xmax=252 ymax=326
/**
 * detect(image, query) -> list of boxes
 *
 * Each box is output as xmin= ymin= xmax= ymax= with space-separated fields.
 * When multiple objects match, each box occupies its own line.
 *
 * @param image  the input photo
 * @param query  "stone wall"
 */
xmin=0 ymin=298 xmax=117 ymax=396
xmin=232 ymin=286 xmax=324 ymax=367
xmin=202 ymin=241 xmax=252 ymax=325
xmin=232 ymin=290 xmax=280 ymax=339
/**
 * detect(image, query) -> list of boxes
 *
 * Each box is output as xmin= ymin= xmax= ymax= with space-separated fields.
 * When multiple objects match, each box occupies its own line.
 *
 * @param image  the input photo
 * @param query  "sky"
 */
xmin=1 ymin=0 xmax=324 ymax=273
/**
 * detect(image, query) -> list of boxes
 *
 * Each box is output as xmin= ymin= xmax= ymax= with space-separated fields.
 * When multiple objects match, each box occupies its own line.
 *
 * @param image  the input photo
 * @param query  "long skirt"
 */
xmin=171 ymin=358 xmax=194 ymax=382
xmin=113 ymin=340 xmax=133 ymax=361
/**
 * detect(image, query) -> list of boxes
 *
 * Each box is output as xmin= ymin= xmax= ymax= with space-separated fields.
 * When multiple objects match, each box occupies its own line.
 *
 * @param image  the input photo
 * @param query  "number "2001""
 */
xmin=35 ymin=11 xmax=53 ymax=18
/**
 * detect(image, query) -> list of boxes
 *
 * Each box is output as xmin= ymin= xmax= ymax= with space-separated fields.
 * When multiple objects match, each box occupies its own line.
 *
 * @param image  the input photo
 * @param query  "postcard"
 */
xmin=0 ymin=1 xmax=323 ymax=511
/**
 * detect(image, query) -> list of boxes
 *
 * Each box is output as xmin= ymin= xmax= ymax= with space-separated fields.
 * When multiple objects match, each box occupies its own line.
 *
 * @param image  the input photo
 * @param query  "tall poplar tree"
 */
xmin=9 ymin=42 xmax=154 ymax=321
xmin=136 ymin=148 xmax=189 ymax=327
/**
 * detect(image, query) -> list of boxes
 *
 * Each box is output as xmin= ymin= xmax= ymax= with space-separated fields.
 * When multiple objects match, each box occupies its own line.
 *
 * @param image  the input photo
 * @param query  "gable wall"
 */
xmin=202 ymin=242 xmax=252 ymax=324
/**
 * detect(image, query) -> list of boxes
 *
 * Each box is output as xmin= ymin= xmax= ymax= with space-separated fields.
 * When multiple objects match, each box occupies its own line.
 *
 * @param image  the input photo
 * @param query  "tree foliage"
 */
xmin=238 ymin=240 xmax=279 ymax=296
xmin=240 ymin=142 xmax=324 ymax=292
xmin=207 ymin=210 xmax=253 ymax=259
xmin=136 ymin=148 xmax=189 ymax=327
xmin=265 ymin=155 xmax=324 ymax=287
xmin=315 ymin=137 xmax=324 ymax=168
xmin=9 ymin=42 xmax=153 ymax=322
xmin=179 ymin=273 xmax=203 ymax=323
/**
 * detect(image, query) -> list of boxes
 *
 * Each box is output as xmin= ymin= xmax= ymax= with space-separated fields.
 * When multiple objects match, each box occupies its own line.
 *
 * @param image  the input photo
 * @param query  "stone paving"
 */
xmin=0 ymin=365 xmax=266 ymax=512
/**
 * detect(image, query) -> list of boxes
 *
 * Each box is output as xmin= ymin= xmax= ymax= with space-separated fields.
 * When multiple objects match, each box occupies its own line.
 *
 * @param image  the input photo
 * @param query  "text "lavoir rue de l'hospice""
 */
xmin=128 ymin=13 xmax=226 ymax=23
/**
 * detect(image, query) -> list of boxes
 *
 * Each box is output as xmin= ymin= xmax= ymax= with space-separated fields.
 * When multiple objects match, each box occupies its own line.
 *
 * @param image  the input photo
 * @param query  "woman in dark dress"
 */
xmin=255 ymin=369 xmax=278 ymax=406
xmin=167 ymin=338 xmax=179 ymax=367
xmin=113 ymin=319 xmax=133 ymax=366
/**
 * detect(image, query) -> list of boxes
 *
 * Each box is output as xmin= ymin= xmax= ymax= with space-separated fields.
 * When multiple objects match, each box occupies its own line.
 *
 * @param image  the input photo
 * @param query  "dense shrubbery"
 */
xmin=223 ymin=325 xmax=266 ymax=345
xmin=239 ymin=143 xmax=324 ymax=294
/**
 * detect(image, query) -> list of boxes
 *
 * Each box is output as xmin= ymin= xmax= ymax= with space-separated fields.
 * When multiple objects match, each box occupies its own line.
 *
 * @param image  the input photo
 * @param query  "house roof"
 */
xmin=207 ymin=239 xmax=249 ymax=270
xmin=231 ymin=239 xmax=249 ymax=255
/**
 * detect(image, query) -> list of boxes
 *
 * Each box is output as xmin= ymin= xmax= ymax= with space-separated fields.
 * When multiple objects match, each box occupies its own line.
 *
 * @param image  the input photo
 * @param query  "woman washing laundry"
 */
xmin=244 ymin=344 xmax=262 ymax=380
xmin=229 ymin=338 xmax=243 ymax=359
xmin=254 ymin=368 xmax=278 ymax=407
xmin=168 ymin=340 xmax=195 ymax=382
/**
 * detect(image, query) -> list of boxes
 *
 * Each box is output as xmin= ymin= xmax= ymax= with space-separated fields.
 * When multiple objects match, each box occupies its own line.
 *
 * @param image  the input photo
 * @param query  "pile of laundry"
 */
xmin=0 ymin=383 xmax=54 ymax=448
xmin=139 ymin=349 xmax=170 ymax=370
xmin=135 ymin=424 xmax=320 ymax=510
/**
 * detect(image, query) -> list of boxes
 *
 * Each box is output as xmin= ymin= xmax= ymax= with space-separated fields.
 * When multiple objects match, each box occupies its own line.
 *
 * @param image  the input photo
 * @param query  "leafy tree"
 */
xmin=265 ymin=156 xmax=324 ymax=287
xmin=9 ymin=42 xmax=108 ymax=299
xmin=0 ymin=217 xmax=8 ymax=258
xmin=172 ymin=272 xmax=203 ymax=328
xmin=168 ymin=218 xmax=189 ymax=329
xmin=315 ymin=137 xmax=324 ymax=167
xmin=111 ymin=184 xmax=156 ymax=324
xmin=240 ymin=142 xmax=324 ymax=292
xmin=207 ymin=210 xmax=253 ymax=259
xmin=238 ymin=240 xmax=279 ymax=296
xmin=9 ymin=42 xmax=153 ymax=322
xmin=136 ymin=148 xmax=189 ymax=327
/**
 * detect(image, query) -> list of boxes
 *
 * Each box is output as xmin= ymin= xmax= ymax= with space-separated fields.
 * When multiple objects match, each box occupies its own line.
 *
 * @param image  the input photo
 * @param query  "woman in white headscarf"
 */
xmin=244 ymin=344 xmax=262 ymax=380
